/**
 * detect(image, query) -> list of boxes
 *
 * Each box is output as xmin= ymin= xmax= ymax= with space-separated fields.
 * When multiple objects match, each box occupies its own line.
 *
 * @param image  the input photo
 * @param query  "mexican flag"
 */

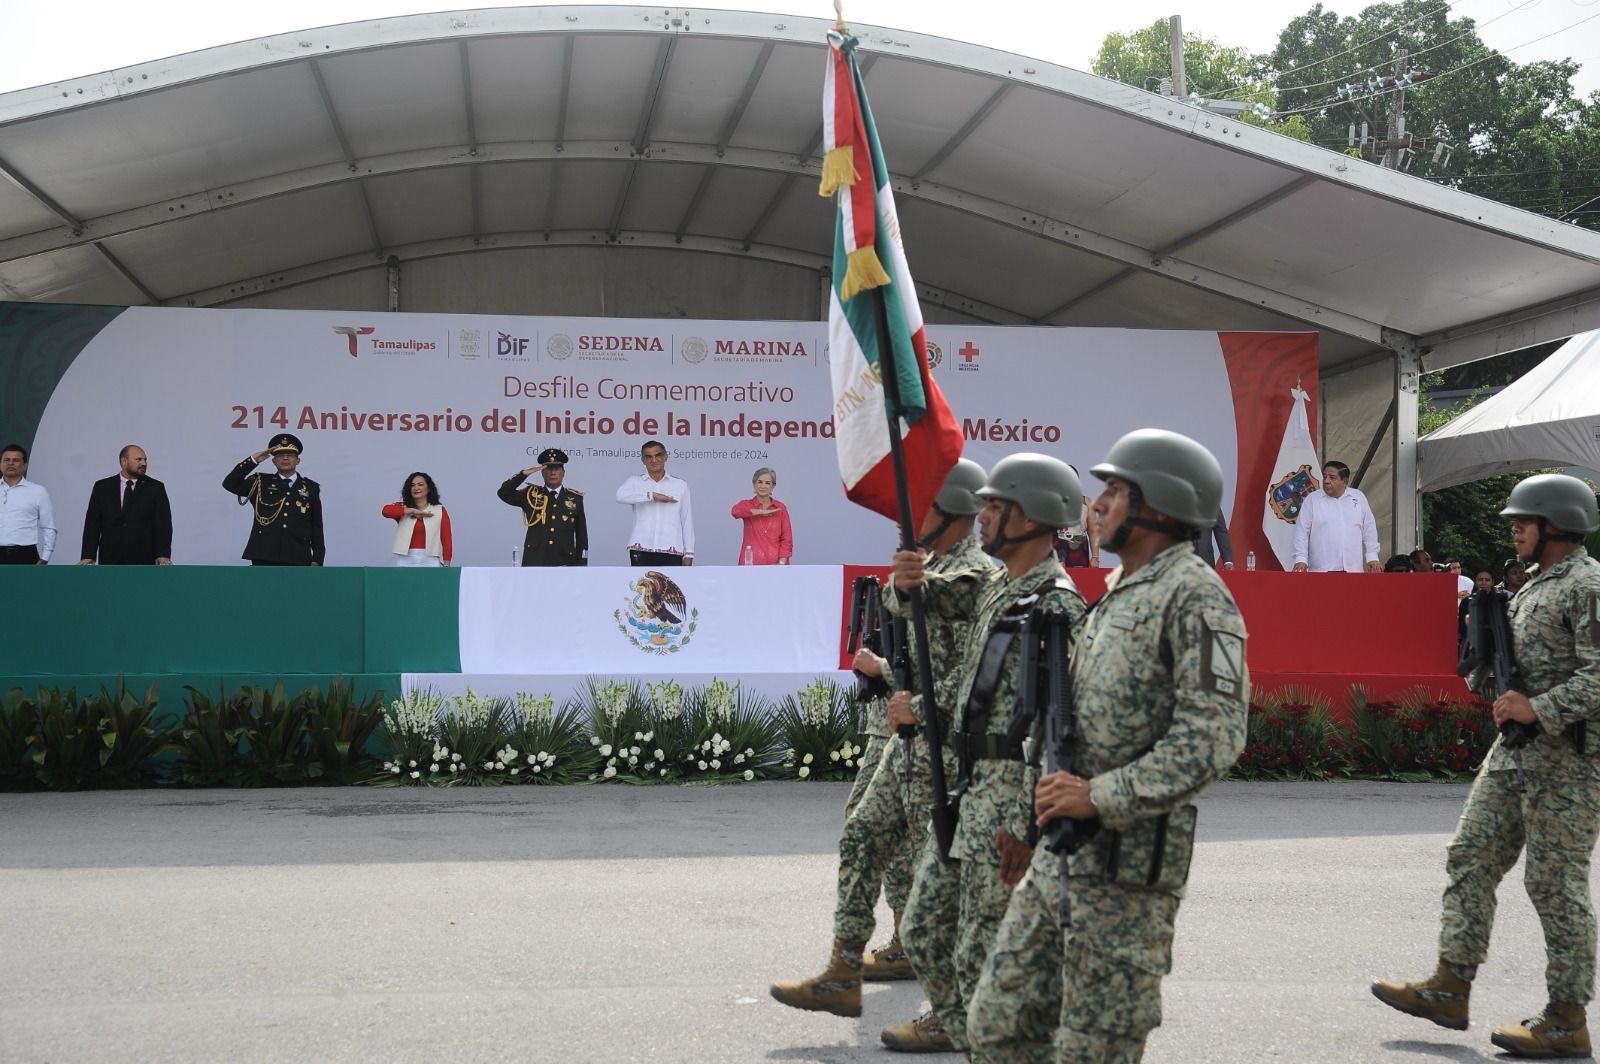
xmin=820 ymin=30 xmax=963 ymax=524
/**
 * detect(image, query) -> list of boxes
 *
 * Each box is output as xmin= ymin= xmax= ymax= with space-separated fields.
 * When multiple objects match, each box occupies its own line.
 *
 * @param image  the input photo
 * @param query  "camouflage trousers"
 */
xmin=902 ymin=833 xmax=968 ymax=1049
xmin=844 ymin=734 xmax=890 ymax=819
xmin=1440 ymin=766 xmax=1600 ymax=1003
xmin=951 ymin=814 xmax=1022 ymax=1049
xmin=833 ymin=735 xmax=925 ymax=943
xmin=1056 ymin=881 xmax=1180 ymax=1063
xmin=967 ymin=845 xmax=1064 ymax=1064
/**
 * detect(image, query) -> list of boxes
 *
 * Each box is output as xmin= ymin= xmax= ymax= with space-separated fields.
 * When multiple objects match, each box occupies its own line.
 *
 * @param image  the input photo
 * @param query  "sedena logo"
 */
xmin=333 ymin=326 xmax=375 ymax=357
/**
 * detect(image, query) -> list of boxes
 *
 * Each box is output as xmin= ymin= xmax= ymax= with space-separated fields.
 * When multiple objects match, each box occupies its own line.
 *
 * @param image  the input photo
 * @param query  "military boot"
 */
xmin=880 ymin=1009 xmax=958 ymax=1053
xmin=1490 ymin=1002 xmax=1591 ymax=1058
xmin=863 ymin=911 xmax=915 ymax=982
xmin=1371 ymin=959 xmax=1471 ymax=1030
xmin=769 ymin=937 xmax=864 ymax=1018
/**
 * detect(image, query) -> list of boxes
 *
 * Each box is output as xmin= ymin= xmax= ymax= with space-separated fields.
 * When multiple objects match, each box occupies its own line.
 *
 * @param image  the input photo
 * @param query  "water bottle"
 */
xmin=743 ymin=545 xmax=754 ymax=566
xmin=510 ymin=547 xmax=520 ymax=567
xmin=1245 ymin=551 xmax=1256 ymax=571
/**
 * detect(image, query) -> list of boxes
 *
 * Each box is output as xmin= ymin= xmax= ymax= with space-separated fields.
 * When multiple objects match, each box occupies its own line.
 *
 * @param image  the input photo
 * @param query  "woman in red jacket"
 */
xmin=382 ymin=471 xmax=453 ymax=566
xmin=731 ymin=467 xmax=792 ymax=565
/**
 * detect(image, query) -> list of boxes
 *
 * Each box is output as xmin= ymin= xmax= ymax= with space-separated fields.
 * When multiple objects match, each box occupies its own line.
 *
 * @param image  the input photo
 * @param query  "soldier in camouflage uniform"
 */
xmin=770 ymin=461 xmax=995 ymax=1025
xmin=894 ymin=454 xmax=1087 ymax=1055
xmin=1373 ymin=473 xmax=1600 ymax=1059
xmin=1034 ymin=428 xmax=1249 ymax=1062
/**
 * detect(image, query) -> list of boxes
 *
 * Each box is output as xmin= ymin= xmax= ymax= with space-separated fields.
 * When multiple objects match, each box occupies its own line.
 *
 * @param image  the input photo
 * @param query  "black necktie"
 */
xmin=121 ymin=479 xmax=133 ymax=509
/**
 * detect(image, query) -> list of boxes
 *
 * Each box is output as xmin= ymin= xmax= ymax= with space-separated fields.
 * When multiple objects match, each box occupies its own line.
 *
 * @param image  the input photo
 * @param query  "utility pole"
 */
xmin=1168 ymin=15 xmax=1186 ymax=99
xmin=1381 ymin=48 xmax=1408 ymax=169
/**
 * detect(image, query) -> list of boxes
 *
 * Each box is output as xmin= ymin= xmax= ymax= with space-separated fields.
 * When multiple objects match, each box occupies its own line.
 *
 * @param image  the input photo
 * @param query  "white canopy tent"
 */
xmin=1417 ymin=331 xmax=1600 ymax=491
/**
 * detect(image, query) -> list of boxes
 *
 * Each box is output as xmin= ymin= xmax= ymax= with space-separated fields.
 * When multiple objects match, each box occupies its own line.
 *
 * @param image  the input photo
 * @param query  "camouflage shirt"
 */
xmin=886 ymin=533 xmax=1001 ymax=741
xmin=1076 ymin=543 xmax=1249 ymax=833
xmin=949 ymin=554 xmax=1087 ymax=862
xmin=1486 ymin=547 xmax=1600 ymax=779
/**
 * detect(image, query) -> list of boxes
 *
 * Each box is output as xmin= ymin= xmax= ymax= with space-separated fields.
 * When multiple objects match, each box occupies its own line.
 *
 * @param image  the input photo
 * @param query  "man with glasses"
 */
xmin=1290 ymin=460 xmax=1381 ymax=573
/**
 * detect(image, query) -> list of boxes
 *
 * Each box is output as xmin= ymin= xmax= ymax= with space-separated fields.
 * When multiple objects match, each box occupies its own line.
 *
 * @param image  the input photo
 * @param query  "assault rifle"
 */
xmin=1459 ymin=588 xmax=1537 ymax=791
xmin=1007 ymin=607 xmax=1097 ymax=926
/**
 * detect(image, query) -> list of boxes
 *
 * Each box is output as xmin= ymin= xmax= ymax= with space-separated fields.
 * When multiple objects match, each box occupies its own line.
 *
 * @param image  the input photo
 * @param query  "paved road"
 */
xmin=0 ymin=781 xmax=1573 ymax=1062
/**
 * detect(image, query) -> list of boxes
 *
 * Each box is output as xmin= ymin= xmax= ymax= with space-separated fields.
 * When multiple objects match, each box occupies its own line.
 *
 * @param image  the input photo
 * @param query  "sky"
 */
xmin=1 ymin=0 xmax=1596 ymax=99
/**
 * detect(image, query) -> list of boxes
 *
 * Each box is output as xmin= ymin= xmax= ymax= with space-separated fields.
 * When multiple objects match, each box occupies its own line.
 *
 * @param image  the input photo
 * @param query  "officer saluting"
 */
xmin=498 ymin=447 xmax=587 ymax=566
xmin=222 ymin=433 xmax=325 ymax=566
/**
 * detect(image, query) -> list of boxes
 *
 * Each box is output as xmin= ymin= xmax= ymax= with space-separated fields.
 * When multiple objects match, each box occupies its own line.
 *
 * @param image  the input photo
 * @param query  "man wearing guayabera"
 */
xmin=769 ymin=460 xmax=996 ymax=1046
xmin=889 ymin=455 xmax=1087 ymax=1055
xmin=1032 ymin=428 xmax=1249 ymax=1062
xmin=1373 ymin=473 xmax=1600 ymax=1059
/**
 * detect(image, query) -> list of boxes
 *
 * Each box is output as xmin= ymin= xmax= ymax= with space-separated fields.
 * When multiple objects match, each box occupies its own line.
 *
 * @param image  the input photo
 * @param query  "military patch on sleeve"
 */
xmin=1202 ymin=618 xmax=1246 ymax=697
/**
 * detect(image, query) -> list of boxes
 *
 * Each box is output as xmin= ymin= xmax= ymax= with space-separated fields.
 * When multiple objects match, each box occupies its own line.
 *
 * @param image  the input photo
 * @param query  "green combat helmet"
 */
xmin=1499 ymin=473 xmax=1600 ymax=535
xmin=974 ymin=452 xmax=1082 ymax=555
xmin=933 ymin=458 xmax=987 ymax=516
xmin=1091 ymin=428 xmax=1223 ymax=549
xmin=917 ymin=458 xmax=988 ymax=548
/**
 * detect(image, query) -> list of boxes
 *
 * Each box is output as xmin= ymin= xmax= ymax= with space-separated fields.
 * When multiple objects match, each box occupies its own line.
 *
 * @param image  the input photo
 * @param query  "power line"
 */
xmin=1272 ymin=8 xmax=1600 ymax=116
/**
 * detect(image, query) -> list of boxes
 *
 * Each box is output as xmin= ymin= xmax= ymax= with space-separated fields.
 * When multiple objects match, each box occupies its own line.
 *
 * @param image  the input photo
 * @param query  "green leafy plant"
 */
xmin=233 ymin=683 xmax=312 ymax=786
xmin=301 ymin=679 xmax=387 ymax=785
xmin=174 ymin=685 xmax=251 ymax=786
xmin=26 ymin=686 xmax=103 ymax=790
xmin=93 ymin=679 xmax=172 ymax=788
xmin=776 ymin=678 xmax=865 ymax=781
xmin=580 ymin=678 xmax=655 ymax=781
xmin=1349 ymin=686 xmax=1493 ymax=781
xmin=435 ymin=690 xmax=516 ymax=785
xmin=678 ymin=678 xmax=782 ymax=783
xmin=495 ymin=692 xmax=599 ymax=785
xmin=377 ymin=688 xmax=443 ymax=784
xmin=1231 ymin=686 xmax=1347 ymax=781
xmin=1 ymin=688 xmax=39 ymax=791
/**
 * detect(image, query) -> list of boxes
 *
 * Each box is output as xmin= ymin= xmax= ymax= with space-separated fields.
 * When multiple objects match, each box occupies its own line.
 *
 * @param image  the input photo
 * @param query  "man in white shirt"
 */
xmin=0 ymin=442 xmax=56 ymax=565
xmin=616 ymin=439 xmax=694 ymax=566
xmin=1291 ymin=459 xmax=1380 ymax=573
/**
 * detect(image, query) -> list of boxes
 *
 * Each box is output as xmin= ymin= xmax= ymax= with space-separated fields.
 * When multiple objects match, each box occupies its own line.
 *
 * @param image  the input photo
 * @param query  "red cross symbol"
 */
xmin=958 ymin=341 xmax=980 ymax=364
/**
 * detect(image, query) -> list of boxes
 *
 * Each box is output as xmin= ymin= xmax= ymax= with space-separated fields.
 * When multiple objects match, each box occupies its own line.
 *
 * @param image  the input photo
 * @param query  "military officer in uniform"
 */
xmin=1033 ymin=428 xmax=1249 ymax=1062
xmin=1373 ymin=473 xmax=1600 ymax=1059
xmin=499 ymin=448 xmax=587 ymax=566
xmin=222 ymin=433 xmax=325 ymax=566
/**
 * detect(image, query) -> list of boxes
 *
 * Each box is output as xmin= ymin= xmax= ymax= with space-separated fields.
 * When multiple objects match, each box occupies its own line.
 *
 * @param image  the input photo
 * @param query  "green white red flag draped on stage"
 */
xmin=819 ymin=29 xmax=962 ymax=524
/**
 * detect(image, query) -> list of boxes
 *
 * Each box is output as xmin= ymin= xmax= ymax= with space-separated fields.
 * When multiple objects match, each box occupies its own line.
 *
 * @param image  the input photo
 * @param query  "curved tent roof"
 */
xmin=1417 ymin=330 xmax=1600 ymax=491
xmin=1 ymin=5 xmax=1598 ymax=373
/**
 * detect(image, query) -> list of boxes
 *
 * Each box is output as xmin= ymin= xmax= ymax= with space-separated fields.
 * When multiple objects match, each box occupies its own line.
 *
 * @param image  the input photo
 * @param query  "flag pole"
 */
xmin=869 ymin=293 xmax=957 ymax=859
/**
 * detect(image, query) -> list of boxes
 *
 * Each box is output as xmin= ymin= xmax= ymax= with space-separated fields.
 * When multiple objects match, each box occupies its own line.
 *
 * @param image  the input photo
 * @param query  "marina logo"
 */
xmin=681 ymin=336 xmax=708 ymax=364
xmin=332 ymin=325 xmax=375 ymax=356
xmin=615 ymin=570 xmax=698 ymax=654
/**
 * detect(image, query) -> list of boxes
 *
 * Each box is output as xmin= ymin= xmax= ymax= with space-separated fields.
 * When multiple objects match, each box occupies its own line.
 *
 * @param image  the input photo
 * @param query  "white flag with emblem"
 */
xmin=1261 ymin=385 xmax=1322 ymax=569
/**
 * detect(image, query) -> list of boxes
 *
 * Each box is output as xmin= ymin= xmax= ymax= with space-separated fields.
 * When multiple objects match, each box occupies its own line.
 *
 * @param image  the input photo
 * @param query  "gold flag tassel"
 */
xmin=839 ymin=244 xmax=891 ymax=302
xmin=818 ymin=144 xmax=857 ymax=198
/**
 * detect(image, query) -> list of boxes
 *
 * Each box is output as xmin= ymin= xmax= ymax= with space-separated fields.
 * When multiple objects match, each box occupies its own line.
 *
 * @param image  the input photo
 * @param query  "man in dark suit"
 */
xmin=1194 ymin=505 xmax=1234 ymax=569
xmin=222 ymin=433 xmax=325 ymax=566
xmin=498 ymin=447 xmax=587 ymax=566
xmin=79 ymin=444 xmax=173 ymax=565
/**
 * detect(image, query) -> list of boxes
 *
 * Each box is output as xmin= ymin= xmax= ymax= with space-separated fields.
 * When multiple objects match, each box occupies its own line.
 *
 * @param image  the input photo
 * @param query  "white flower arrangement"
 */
xmin=704 ymin=677 xmax=739 ymax=725
xmin=596 ymin=680 xmax=630 ymax=725
xmin=796 ymin=679 xmax=836 ymax=726
xmin=647 ymin=678 xmax=684 ymax=720
xmin=743 ymin=769 xmax=755 ymax=781
xmin=390 ymin=689 xmax=442 ymax=738
xmin=447 ymin=688 xmax=495 ymax=730
xmin=514 ymin=691 xmax=555 ymax=727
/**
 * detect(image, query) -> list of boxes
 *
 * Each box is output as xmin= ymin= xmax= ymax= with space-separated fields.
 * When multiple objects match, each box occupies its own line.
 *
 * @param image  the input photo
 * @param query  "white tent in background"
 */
xmin=1418 ymin=331 xmax=1600 ymax=492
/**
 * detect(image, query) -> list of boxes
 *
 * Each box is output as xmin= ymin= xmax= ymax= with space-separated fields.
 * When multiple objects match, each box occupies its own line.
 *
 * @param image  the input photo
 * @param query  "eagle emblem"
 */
xmin=615 ymin=570 xmax=698 ymax=653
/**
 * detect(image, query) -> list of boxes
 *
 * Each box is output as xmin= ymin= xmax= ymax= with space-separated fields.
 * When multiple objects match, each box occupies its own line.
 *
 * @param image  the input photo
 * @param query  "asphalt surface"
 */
xmin=0 ymin=781 xmax=1576 ymax=1062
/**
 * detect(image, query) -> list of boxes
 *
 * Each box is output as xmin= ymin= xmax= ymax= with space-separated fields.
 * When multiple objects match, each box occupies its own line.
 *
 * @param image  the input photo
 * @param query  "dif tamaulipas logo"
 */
xmin=615 ymin=571 xmax=698 ymax=654
xmin=494 ymin=330 xmax=531 ymax=362
xmin=704 ymin=333 xmax=813 ymax=365
xmin=332 ymin=325 xmax=438 ymax=357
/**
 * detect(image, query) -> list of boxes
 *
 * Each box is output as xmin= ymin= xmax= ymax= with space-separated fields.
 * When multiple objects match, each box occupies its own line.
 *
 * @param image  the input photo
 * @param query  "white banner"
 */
xmin=458 ymin=564 xmax=845 ymax=675
xmin=28 ymin=308 xmax=1245 ymax=566
xmin=1261 ymin=385 xmax=1322 ymax=569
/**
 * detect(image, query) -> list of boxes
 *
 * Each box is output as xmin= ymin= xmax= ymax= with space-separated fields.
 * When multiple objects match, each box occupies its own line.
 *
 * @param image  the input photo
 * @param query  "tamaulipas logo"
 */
xmin=1268 ymin=464 xmax=1320 ymax=523
xmin=615 ymin=570 xmax=698 ymax=654
xmin=333 ymin=326 xmax=375 ymax=356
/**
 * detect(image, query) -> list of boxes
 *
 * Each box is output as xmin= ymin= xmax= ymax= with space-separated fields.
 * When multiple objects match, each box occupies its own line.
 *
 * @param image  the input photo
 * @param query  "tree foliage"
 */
xmin=1092 ymin=20 xmax=1311 ymax=140
xmin=1263 ymin=1 xmax=1600 ymax=228
xmin=1417 ymin=377 xmax=1524 ymax=574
